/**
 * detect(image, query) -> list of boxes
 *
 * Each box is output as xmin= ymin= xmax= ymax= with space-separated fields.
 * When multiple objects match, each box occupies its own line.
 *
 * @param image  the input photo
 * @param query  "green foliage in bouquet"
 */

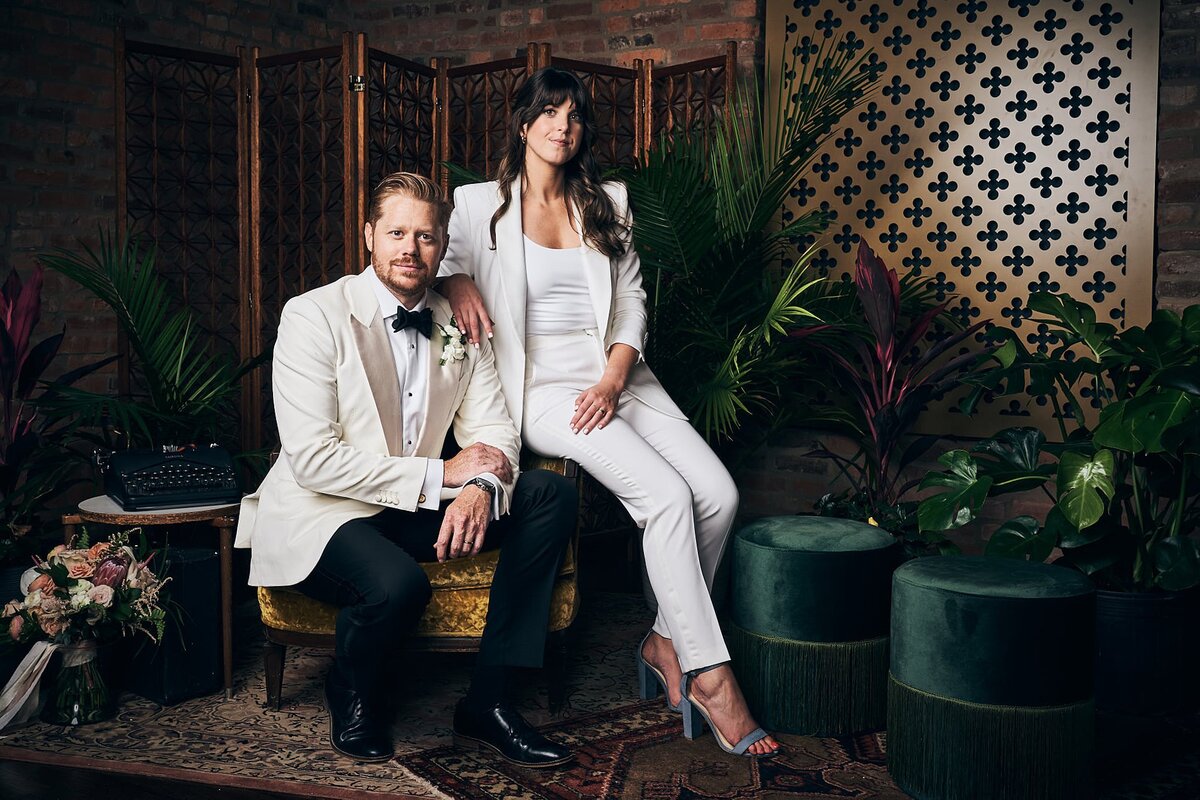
xmin=3 ymin=528 xmax=169 ymax=646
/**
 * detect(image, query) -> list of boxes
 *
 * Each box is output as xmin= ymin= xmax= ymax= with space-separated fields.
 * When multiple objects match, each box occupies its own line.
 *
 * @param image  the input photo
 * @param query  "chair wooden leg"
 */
xmin=263 ymin=638 xmax=286 ymax=711
xmin=546 ymin=628 xmax=570 ymax=715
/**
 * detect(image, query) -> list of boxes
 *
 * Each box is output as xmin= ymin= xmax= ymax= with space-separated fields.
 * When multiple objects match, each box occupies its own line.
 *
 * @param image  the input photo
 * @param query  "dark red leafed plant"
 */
xmin=1 ymin=267 xmax=109 ymax=546
xmin=796 ymin=241 xmax=993 ymax=550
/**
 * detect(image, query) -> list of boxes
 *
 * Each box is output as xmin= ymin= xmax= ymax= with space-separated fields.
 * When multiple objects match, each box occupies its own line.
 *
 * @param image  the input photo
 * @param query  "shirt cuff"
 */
xmin=474 ymin=472 xmax=502 ymax=521
xmin=607 ymin=335 xmax=644 ymax=362
xmin=418 ymin=459 xmax=443 ymax=510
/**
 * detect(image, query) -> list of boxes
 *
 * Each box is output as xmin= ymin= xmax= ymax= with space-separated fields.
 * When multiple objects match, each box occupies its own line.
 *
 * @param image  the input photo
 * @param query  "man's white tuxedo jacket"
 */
xmin=234 ymin=271 xmax=520 ymax=587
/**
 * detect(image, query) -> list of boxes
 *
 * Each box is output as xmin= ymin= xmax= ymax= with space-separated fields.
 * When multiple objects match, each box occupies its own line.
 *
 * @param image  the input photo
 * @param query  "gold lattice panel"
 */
xmin=766 ymin=0 xmax=1157 ymax=435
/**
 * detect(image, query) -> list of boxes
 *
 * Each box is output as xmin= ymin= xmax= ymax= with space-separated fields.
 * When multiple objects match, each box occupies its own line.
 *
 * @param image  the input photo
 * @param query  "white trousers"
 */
xmin=522 ymin=330 xmax=738 ymax=672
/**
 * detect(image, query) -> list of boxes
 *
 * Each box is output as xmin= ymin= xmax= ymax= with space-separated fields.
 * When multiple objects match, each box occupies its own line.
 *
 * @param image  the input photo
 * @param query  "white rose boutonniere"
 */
xmin=436 ymin=316 xmax=469 ymax=366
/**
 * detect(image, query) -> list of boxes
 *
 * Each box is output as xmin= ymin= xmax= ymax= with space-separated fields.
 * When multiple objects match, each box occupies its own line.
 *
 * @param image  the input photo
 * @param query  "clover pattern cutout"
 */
xmin=778 ymin=0 xmax=1150 ymax=422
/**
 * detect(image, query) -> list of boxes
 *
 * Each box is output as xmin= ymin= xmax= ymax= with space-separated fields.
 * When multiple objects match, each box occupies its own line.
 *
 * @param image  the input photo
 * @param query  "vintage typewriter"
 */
xmin=101 ymin=444 xmax=242 ymax=511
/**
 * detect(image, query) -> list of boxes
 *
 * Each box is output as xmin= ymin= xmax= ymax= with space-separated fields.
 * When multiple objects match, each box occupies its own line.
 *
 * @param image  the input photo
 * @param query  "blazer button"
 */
xmin=418 ymin=493 xmax=426 ymax=504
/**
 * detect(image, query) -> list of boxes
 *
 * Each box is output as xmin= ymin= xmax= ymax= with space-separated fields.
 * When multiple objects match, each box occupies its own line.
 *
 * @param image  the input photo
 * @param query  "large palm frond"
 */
xmin=619 ymin=36 xmax=878 ymax=449
xmin=39 ymin=230 xmax=266 ymax=447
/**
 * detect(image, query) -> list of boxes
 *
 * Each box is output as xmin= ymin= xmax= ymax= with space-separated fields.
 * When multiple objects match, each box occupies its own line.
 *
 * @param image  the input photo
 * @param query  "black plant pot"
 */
xmin=1094 ymin=588 xmax=1200 ymax=715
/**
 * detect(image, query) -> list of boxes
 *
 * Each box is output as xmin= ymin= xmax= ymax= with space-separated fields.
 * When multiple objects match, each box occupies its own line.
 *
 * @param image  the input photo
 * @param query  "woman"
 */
xmin=438 ymin=67 xmax=779 ymax=757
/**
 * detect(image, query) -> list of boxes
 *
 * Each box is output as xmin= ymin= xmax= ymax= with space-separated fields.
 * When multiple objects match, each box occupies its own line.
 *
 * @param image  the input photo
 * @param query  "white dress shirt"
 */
xmin=364 ymin=267 xmax=499 ymax=518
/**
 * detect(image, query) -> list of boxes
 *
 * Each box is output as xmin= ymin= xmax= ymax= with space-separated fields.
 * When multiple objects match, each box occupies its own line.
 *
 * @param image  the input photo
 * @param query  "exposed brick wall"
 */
xmin=357 ymin=0 xmax=761 ymax=67
xmin=1158 ymin=0 xmax=1200 ymax=313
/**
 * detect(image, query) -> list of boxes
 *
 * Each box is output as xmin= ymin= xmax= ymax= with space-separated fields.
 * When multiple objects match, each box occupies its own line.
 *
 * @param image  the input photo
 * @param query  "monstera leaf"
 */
xmin=985 ymin=515 xmax=1056 ymax=563
xmin=1093 ymin=390 xmax=1195 ymax=454
xmin=971 ymin=427 xmax=1056 ymax=494
xmin=1056 ymin=449 xmax=1115 ymax=531
xmin=1153 ymin=537 xmax=1200 ymax=591
xmin=917 ymin=450 xmax=994 ymax=532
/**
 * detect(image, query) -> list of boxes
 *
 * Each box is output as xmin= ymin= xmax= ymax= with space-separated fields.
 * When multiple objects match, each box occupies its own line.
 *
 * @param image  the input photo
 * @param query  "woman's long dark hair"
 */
xmin=489 ymin=67 xmax=627 ymax=258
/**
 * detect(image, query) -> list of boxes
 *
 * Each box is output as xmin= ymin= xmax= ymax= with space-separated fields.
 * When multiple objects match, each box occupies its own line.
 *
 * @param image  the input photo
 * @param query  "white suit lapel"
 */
xmin=347 ymin=274 xmax=404 ymax=456
xmin=495 ymin=179 xmax=527 ymax=342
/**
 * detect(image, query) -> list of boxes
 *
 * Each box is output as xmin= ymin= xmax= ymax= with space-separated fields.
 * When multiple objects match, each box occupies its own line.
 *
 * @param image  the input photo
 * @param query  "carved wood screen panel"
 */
xmin=647 ymin=45 xmax=735 ymax=152
xmin=366 ymin=49 xmax=439 ymax=187
xmin=766 ymin=0 xmax=1158 ymax=435
xmin=118 ymin=41 xmax=242 ymax=360
xmin=120 ymin=35 xmax=738 ymax=451
xmin=445 ymin=56 xmax=536 ymax=181
xmin=253 ymin=43 xmax=351 ymax=444
xmin=551 ymin=57 xmax=643 ymax=168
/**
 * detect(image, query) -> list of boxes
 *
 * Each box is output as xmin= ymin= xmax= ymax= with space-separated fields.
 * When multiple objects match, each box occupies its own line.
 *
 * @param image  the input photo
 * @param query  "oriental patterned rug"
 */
xmin=0 ymin=592 xmax=1196 ymax=799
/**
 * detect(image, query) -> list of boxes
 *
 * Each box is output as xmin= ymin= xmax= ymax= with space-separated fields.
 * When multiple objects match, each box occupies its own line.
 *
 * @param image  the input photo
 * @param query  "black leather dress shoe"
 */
xmin=325 ymin=670 xmax=393 ymax=762
xmin=452 ymin=699 xmax=574 ymax=768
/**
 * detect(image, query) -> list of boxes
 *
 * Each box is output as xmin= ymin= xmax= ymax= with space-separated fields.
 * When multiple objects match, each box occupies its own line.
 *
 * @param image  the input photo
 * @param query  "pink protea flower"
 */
xmin=91 ymin=555 xmax=130 ymax=588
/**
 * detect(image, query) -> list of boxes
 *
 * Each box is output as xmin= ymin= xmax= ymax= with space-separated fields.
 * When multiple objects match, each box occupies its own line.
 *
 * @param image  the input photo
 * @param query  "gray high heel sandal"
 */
xmin=636 ymin=631 xmax=681 ymax=712
xmin=679 ymin=665 xmax=775 ymax=758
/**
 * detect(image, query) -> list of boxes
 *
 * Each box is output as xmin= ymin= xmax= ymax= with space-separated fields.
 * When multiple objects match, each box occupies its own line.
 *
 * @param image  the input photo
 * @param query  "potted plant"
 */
xmin=795 ymin=241 xmax=994 ymax=556
xmin=2 ymin=528 xmax=169 ymax=725
xmin=917 ymin=292 xmax=1200 ymax=712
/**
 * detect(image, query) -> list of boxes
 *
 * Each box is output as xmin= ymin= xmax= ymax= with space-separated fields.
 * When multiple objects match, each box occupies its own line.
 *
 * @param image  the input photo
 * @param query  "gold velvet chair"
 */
xmin=257 ymin=454 xmax=582 ymax=711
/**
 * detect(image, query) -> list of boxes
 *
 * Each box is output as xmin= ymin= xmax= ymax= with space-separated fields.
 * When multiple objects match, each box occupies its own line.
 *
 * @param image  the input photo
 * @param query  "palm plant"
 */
xmin=38 ymin=230 xmax=265 ymax=450
xmin=617 ymin=36 xmax=877 ymax=449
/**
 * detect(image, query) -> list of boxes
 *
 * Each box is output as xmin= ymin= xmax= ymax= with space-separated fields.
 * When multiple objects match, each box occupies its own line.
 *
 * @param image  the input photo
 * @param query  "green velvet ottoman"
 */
xmin=728 ymin=515 xmax=899 ymax=735
xmin=887 ymin=556 xmax=1096 ymax=800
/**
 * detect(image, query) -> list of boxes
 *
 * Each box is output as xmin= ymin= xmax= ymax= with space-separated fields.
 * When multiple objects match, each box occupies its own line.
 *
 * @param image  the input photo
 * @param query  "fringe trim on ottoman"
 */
xmin=887 ymin=674 xmax=1094 ymax=800
xmin=728 ymin=622 xmax=888 ymax=735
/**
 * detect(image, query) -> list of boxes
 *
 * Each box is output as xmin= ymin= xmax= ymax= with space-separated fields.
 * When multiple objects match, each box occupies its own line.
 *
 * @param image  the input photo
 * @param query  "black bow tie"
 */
xmin=392 ymin=306 xmax=433 ymax=338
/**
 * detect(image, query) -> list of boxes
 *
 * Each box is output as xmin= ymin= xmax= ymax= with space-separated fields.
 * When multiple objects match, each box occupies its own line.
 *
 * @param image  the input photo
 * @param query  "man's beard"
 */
xmin=381 ymin=257 xmax=432 ymax=296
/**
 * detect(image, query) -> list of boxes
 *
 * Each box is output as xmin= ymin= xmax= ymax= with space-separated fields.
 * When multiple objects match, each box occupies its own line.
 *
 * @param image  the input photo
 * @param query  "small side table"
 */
xmin=62 ymin=496 xmax=240 ymax=700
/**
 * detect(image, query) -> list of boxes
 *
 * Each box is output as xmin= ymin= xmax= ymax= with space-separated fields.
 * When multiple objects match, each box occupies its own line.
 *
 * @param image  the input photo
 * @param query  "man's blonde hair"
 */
xmin=367 ymin=172 xmax=450 ymax=230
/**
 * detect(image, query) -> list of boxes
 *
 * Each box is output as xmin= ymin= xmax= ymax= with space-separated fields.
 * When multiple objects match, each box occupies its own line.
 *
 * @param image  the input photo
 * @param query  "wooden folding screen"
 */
xmin=647 ymin=42 xmax=737 ymax=154
xmin=445 ymin=50 xmax=542 ymax=181
xmin=117 ymin=33 xmax=737 ymax=451
xmin=116 ymin=39 xmax=243 ymax=395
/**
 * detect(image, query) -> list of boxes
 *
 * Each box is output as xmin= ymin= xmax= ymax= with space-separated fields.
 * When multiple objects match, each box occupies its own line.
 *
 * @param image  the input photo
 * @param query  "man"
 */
xmin=234 ymin=172 xmax=576 ymax=768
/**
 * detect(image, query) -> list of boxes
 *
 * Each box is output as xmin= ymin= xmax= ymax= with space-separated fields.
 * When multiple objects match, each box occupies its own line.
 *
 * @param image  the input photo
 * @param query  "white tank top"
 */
xmin=523 ymin=235 xmax=598 ymax=335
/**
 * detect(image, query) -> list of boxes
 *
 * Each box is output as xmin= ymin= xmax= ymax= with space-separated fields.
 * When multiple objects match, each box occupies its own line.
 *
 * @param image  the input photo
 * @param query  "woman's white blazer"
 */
xmin=438 ymin=179 xmax=685 ymax=431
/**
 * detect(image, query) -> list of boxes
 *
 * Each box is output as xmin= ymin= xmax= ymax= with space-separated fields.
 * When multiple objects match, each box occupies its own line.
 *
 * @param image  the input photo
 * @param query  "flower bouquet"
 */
xmin=1 ymin=529 xmax=169 ymax=726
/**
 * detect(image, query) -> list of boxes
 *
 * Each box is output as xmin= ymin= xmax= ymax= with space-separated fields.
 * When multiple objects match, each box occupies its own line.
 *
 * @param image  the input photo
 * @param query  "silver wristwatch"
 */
xmin=464 ymin=477 xmax=497 ymax=498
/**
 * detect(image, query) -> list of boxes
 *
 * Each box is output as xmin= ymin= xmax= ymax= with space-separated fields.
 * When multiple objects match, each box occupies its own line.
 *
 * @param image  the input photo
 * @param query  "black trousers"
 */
xmin=294 ymin=470 xmax=576 ymax=693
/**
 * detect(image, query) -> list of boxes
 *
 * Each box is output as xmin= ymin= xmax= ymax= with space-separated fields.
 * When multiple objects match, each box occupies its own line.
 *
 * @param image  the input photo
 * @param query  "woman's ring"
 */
xmin=599 ymin=407 xmax=606 ymax=414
